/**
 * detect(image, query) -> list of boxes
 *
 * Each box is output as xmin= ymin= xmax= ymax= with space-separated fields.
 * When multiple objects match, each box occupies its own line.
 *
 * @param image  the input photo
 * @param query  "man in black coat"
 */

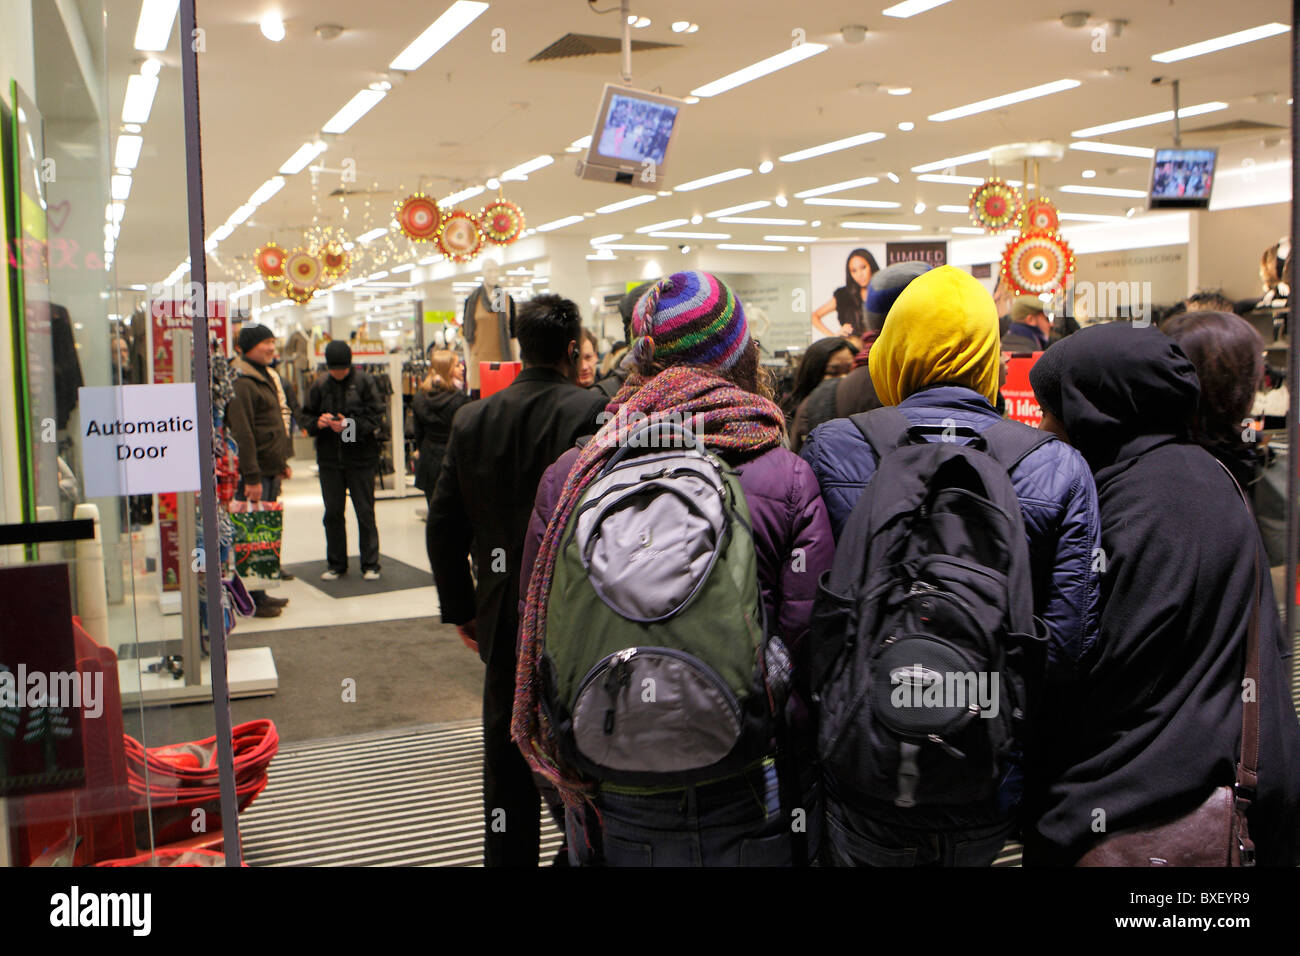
xmin=300 ymin=341 xmax=385 ymax=581
xmin=428 ymin=294 xmax=605 ymax=867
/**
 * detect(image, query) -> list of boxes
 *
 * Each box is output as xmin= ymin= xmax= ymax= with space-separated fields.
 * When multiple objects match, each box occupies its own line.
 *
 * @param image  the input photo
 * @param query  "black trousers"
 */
xmin=318 ymin=465 xmax=380 ymax=573
xmin=482 ymin=634 xmax=546 ymax=866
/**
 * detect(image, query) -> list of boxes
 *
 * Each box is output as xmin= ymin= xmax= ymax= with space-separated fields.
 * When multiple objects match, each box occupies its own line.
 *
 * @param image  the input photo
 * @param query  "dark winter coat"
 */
xmin=227 ymin=356 xmax=293 ymax=485
xmin=1021 ymin=324 xmax=1300 ymax=866
xmin=412 ymin=388 xmax=472 ymax=494
xmin=300 ymin=368 xmax=385 ymax=470
xmin=428 ymin=367 xmax=606 ymax=667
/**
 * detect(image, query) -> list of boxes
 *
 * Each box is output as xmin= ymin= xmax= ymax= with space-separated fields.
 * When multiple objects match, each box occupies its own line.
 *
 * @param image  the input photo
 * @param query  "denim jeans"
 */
xmin=823 ymin=796 xmax=1015 ymax=867
xmin=566 ymin=760 xmax=817 ymax=867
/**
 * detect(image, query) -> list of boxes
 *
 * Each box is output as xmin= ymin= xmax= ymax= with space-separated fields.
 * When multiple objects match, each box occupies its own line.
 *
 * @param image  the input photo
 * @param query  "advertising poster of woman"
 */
xmin=809 ymin=243 xmax=884 ymax=341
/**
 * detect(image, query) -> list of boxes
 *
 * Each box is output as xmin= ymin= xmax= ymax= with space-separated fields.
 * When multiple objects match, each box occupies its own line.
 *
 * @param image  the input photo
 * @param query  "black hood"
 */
xmin=1029 ymin=323 xmax=1200 ymax=472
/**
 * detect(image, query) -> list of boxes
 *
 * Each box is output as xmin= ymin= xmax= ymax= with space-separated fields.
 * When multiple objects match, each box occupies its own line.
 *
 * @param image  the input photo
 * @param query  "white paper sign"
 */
xmin=78 ymin=384 xmax=201 ymax=497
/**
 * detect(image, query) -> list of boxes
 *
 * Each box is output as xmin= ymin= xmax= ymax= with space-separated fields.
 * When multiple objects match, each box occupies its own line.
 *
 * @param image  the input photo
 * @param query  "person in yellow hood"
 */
xmin=869 ymin=265 xmax=1002 ymax=408
xmin=799 ymin=263 xmax=1102 ymax=868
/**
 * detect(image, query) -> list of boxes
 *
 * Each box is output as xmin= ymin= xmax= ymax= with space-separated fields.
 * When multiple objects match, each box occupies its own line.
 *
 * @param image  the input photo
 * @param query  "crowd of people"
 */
xmin=411 ymin=264 xmax=1300 ymax=868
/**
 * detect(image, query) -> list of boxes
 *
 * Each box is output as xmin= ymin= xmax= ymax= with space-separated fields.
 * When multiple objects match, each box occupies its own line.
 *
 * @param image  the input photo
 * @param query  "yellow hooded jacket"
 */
xmin=868 ymin=264 xmax=1001 ymax=407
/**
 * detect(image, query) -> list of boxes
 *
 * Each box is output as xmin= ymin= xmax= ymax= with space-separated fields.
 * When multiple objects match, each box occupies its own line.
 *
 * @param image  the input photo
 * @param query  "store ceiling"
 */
xmin=107 ymin=0 xmax=1293 ymax=290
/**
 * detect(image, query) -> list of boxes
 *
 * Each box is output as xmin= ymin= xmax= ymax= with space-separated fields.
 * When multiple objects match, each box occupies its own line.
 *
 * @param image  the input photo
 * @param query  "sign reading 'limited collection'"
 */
xmin=78 ymin=384 xmax=202 ymax=497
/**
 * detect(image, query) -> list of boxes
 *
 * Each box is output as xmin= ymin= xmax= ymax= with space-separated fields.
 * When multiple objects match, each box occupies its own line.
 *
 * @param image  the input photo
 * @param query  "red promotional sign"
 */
xmin=1002 ymin=352 xmax=1044 ymax=427
xmin=479 ymin=361 xmax=522 ymax=397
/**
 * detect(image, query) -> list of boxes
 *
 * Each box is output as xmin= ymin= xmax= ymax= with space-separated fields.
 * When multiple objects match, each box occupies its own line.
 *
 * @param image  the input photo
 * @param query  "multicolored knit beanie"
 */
xmin=629 ymin=271 xmax=751 ymax=372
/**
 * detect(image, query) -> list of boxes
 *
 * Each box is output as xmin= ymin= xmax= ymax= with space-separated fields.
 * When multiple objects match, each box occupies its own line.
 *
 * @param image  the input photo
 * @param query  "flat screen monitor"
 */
xmin=1148 ymin=147 xmax=1217 ymax=209
xmin=578 ymin=84 xmax=685 ymax=189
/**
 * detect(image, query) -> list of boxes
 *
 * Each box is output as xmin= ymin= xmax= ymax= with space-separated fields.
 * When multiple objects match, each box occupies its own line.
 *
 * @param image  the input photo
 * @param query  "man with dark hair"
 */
xmin=590 ymin=281 xmax=652 ymax=399
xmin=428 ymin=293 xmax=606 ymax=866
xmin=228 ymin=324 xmax=294 ymax=617
xmin=300 ymin=341 xmax=386 ymax=581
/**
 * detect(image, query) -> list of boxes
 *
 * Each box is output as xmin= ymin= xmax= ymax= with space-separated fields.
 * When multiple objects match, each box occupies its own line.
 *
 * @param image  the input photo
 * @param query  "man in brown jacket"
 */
xmin=227 ymin=324 xmax=294 ymax=617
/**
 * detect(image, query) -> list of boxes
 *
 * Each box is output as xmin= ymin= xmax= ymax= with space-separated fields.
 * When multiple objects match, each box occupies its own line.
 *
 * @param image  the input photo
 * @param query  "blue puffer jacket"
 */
xmin=800 ymin=385 xmax=1102 ymax=677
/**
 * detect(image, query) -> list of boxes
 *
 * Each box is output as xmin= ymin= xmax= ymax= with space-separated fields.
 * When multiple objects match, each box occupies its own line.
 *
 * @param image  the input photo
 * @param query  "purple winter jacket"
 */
xmin=519 ymin=444 xmax=834 ymax=658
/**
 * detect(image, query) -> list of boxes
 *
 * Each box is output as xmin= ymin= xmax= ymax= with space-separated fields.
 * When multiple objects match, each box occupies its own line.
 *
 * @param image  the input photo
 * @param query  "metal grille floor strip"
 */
xmin=240 ymin=721 xmax=563 ymax=867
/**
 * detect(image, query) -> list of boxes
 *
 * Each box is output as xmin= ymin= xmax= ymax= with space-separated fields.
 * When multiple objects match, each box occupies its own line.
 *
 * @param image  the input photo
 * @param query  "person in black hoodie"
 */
xmin=300 ymin=341 xmax=386 ymax=581
xmin=1025 ymin=323 xmax=1300 ymax=866
xmin=412 ymin=349 xmax=472 ymax=507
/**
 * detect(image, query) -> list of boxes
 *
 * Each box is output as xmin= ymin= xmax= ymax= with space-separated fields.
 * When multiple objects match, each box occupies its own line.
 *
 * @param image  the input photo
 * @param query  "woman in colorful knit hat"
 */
xmin=513 ymin=270 xmax=834 ymax=866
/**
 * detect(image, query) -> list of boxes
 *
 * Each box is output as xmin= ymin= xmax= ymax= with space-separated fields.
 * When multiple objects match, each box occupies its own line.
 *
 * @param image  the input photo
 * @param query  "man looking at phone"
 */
xmin=301 ymin=341 xmax=385 ymax=581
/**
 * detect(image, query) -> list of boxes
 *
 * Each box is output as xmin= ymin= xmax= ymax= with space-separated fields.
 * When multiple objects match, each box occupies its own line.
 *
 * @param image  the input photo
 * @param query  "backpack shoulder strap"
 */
xmin=849 ymin=407 xmax=911 ymax=460
xmin=980 ymin=418 xmax=1055 ymax=473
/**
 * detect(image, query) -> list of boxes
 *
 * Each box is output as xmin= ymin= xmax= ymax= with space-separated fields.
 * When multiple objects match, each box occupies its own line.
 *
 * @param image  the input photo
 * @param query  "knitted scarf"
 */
xmin=511 ymin=364 xmax=786 ymax=802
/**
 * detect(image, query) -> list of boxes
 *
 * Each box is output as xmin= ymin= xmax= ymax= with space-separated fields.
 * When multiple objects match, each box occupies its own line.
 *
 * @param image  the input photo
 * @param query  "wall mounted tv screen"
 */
xmin=1149 ymin=147 xmax=1217 ymax=209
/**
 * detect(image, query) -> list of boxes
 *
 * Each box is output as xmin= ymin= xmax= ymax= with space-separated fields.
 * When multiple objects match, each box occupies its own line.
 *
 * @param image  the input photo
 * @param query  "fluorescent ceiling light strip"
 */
xmin=114 ymin=135 xmax=143 ymax=169
xmin=1152 ymin=23 xmax=1289 ymax=63
xmin=500 ymin=154 xmax=555 ymax=181
xmin=690 ymin=43 xmax=828 ymax=98
xmin=1059 ymin=184 xmax=1148 ymax=198
xmin=536 ymin=215 xmax=585 ymax=232
xmin=280 ymin=142 xmax=326 ymax=175
xmin=596 ymin=194 xmax=657 ymax=214
xmin=765 ymin=235 xmax=818 ymax=242
xmin=648 ymin=231 xmax=731 ymax=239
xmin=226 ymin=204 xmax=255 ymax=226
xmin=929 ymin=79 xmax=1080 ymax=123
xmin=910 ymin=150 xmax=992 ymax=173
xmin=716 ymin=243 xmax=787 ymax=251
xmin=937 ymin=205 xmax=969 ymax=213
xmin=391 ymin=264 xmax=416 ymax=274
xmin=675 ymin=168 xmax=753 ymax=191
xmin=950 ymin=227 xmax=986 ymax=234
xmin=916 ymin=174 xmax=986 ymax=186
xmin=111 ymin=175 xmax=132 ymax=201
xmin=1071 ymin=102 xmax=1227 ymax=138
xmin=571 ymin=135 xmax=592 ymax=149
xmin=590 ymin=233 xmax=623 ymax=244
xmin=779 ymin=132 xmax=886 ymax=163
xmin=322 ymin=89 xmax=387 ymax=134
xmin=883 ymin=0 xmax=954 ymax=17
xmin=1069 ymin=140 xmax=1156 ymax=158
xmin=793 ymin=176 xmax=879 ymax=199
xmin=249 ymin=176 xmax=286 ymax=206
xmin=841 ymin=222 xmax=924 ymax=231
xmin=596 ymin=244 xmax=667 ymax=251
xmin=705 ymin=201 xmax=769 ymax=218
xmin=717 ymin=216 xmax=806 ymax=225
xmin=134 ymin=0 xmax=179 ymax=51
xmin=636 ymin=218 xmax=690 ymax=232
xmin=357 ymin=227 xmax=388 ymax=243
xmin=1058 ymin=212 xmax=1128 ymax=222
xmin=440 ymin=185 xmax=485 ymax=205
xmin=210 ymin=223 xmax=234 ymax=242
xmin=121 ymin=75 xmax=159 ymax=124
xmin=389 ymin=1 xmax=490 ymax=71
xmin=803 ymin=198 xmax=901 ymax=209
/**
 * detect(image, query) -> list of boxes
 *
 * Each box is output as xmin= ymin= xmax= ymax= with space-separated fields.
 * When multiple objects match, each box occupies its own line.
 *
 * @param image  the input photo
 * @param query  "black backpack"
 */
xmin=809 ymin=407 xmax=1052 ymax=809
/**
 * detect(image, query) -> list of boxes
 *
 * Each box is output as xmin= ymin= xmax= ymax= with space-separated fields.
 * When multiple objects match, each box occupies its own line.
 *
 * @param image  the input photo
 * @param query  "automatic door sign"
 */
xmin=78 ymin=383 xmax=201 ymax=497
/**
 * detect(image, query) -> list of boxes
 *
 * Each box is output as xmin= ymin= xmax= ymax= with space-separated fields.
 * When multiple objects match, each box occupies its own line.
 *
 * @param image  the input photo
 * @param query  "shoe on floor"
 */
xmin=260 ymin=595 xmax=289 ymax=608
xmin=278 ymin=570 xmax=296 ymax=581
xmin=253 ymin=604 xmax=282 ymax=618
xmin=362 ymin=569 xmax=381 ymax=581
xmin=320 ymin=569 xmax=344 ymax=581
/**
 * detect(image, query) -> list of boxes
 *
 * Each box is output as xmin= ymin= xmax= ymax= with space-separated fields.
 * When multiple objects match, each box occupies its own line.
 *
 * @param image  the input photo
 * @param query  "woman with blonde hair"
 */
xmin=412 ymin=349 xmax=472 ymax=506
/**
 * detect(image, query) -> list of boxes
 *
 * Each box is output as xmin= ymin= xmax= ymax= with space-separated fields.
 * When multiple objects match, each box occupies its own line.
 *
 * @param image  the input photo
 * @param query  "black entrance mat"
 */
xmin=282 ymin=554 xmax=432 ymax=597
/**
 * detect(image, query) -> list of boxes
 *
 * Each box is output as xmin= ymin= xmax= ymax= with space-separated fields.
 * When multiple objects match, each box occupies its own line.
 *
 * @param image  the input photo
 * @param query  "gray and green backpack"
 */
xmin=539 ymin=425 xmax=789 ymax=787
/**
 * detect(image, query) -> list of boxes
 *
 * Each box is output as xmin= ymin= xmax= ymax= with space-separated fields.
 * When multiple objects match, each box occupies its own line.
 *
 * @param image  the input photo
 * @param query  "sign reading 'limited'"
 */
xmin=78 ymin=384 xmax=202 ymax=497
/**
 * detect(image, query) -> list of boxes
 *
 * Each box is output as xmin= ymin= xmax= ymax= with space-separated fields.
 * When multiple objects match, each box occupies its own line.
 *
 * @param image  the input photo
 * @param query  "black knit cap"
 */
xmin=1029 ymin=339 xmax=1066 ymax=419
xmin=238 ymin=323 xmax=274 ymax=354
xmin=324 ymin=340 xmax=352 ymax=369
